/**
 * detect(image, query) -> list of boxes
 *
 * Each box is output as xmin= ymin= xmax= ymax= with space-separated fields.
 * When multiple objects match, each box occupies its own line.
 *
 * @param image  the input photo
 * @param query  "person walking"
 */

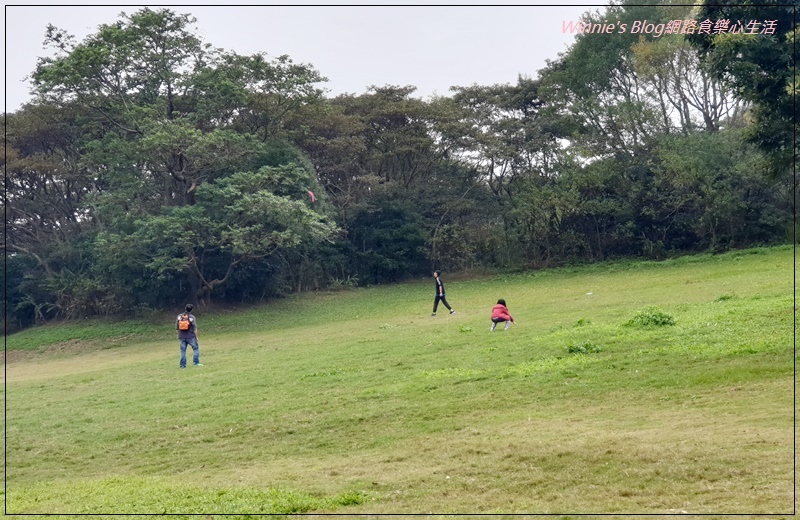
xmin=432 ymin=270 xmax=456 ymax=316
xmin=490 ymin=299 xmax=515 ymax=331
xmin=176 ymin=304 xmax=203 ymax=368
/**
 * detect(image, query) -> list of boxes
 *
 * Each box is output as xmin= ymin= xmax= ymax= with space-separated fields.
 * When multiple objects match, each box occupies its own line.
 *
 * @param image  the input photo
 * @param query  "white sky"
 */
xmin=4 ymin=3 xmax=608 ymax=112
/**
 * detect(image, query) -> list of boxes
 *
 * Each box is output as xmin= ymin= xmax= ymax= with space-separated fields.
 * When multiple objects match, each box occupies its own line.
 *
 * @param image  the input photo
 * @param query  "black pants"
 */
xmin=433 ymin=294 xmax=452 ymax=312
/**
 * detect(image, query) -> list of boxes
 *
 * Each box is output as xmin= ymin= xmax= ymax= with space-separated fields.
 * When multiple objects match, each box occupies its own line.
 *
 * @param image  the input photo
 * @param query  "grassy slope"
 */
xmin=4 ymin=246 xmax=794 ymax=514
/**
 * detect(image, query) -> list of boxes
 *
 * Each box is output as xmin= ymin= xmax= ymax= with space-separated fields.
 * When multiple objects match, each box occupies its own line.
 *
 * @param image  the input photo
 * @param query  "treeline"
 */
xmin=4 ymin=3 xmax=796 ymax=331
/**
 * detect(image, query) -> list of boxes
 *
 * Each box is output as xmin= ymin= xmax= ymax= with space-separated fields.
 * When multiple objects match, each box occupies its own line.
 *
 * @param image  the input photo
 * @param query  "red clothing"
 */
xmin=491 ymin=304 xmax=513 ymax=322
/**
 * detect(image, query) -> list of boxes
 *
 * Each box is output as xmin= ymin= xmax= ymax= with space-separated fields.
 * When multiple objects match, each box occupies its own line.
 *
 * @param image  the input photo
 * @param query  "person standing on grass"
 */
xmin=491 ymin=299 xmax=515 ymax=331
xmin=432 ymin=270 xmax=456 ymax=316
xmin=176 ymin=304 xmax=203 ymax=368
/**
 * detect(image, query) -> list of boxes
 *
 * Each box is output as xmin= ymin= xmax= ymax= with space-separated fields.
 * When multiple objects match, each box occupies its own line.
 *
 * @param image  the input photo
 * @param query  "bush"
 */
xmin=566 ymin=341 xmax=602 ymax=354
xmin=624 ymin=306 xmax=675 ymax=327
xmin=327 ymin=275 xmax=359 ymax=291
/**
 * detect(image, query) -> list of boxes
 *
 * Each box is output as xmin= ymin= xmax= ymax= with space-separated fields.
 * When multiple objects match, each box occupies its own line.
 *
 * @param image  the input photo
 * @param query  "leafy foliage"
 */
xmin=624 ymin=306 xmax=676 ymax=327
xmin=566 ymin=341 xmax=602 ymax=354
xmin=3 ymin=4 xmax=794 ymax=331
xmin=687 ymin=1 xmax=797 ymax=171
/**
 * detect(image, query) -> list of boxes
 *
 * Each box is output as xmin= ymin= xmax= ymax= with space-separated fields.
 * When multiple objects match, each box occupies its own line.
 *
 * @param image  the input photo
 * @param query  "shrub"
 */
xmin=566 ymin=341 xmax=602 ymax=354
xmin=327 ymin=275 xmax=359 ymax=291
xmin=332 ymin=491 xmax=367 ymax=507
xmin=624 ymin=306 xmax=676 ymax=327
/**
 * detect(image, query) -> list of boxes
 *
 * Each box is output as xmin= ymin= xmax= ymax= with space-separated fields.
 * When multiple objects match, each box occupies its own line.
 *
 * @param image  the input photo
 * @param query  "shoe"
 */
xmin=194 ymin=363 xmax=204 ymax=367
xmin=450 ymin=310 xmax=456 ymax=314
xmin=180 ymin=366 xmax=186 ymax=369
xmin=431 ymin=313 xmax=437 ymax=316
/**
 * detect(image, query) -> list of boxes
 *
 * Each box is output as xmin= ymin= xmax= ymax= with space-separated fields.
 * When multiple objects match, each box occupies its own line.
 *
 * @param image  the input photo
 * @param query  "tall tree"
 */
xmin=3 ymin=104 xmax=109 ymax=319
xmin=4 ymin=104 xmax=92 ymax=277
xmin=450 ymin=76 xmax=558 ymax=200
xmin=24 ymin=7 xmax=335 ymax=308
xmin=95 ymin=163 xmax=336 ymax=304
xmin=538 ymin=3 xmax=666 ymax=160
xmin=688 ymin=1 xmax=797 ymax=172
xmin=631 ymin=36 xmax=744 ymax=132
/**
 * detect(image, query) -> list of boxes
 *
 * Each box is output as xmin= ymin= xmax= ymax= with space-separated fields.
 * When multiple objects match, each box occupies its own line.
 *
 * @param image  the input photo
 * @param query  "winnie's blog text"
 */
xmin=563 ymin=18 xmax=779 ymax=38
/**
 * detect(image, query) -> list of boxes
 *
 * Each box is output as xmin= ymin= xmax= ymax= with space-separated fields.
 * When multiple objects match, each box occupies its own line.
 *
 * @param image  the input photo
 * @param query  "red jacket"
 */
xmin=491 ymin=304 xmax=513 ymax=322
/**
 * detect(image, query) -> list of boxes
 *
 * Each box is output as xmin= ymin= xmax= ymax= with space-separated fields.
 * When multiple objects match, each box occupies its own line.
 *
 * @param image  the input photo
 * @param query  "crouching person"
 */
xmin=491 ymin=299 xmax=515 ymax=331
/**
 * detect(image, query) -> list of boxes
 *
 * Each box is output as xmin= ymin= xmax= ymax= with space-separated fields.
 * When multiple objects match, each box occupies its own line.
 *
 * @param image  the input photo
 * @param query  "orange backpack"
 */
xmin=178 ymin=313 xmax=191 ymax=331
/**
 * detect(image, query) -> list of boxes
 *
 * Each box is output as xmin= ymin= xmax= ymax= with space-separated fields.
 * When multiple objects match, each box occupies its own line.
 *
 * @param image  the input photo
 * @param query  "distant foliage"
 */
xmin=4 ymin=3 xmax=794 ymax=333
xmin=624 ymin=306 xmax=676 ymax=327
xmin=327 ymin=275 xmax=359 ymax=291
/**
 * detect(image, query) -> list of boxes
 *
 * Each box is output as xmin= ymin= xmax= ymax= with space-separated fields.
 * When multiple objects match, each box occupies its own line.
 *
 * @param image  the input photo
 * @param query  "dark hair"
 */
xmin=434 ymin=270 xmax=441 ymax=276
xmin=185 ymin=304 xmax=194 ymax=312
xmin=497 ymin=299 xmax=506 ymax=306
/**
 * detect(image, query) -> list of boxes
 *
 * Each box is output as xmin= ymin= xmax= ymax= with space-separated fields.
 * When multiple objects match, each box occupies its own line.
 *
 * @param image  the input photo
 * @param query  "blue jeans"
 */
xmin=180 ymin=337 xmax=200 ymax=367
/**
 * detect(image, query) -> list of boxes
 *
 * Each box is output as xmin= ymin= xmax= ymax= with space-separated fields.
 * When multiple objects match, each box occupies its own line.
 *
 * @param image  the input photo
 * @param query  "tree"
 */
xmin=3 ymin=104 xmax=111 ymax=319
xmin=631 ymin=36 xmax=744 ymax=132
xmin=450 ymin=77 xmax=558 ymax=199
xmin=348 ymin=200 xmax=429 ymax=284
xmin=283 ymin=98 xmax=369 ymax=226
xmin=194 ymin=52 xmax=328 ymax=140
xmin=4 ymin=105 xmax=92 ymax=276
xmin=653 ymin=129 xmax=790 ymax=250
xmin=688 ymin=1 xmax=797 ymax=172
xmin=20 ymin=7 xmax=335 ymax=311
xmin=538 ymin=4 xmax=667 ymax=161
xmin=289 ymin=86 xmax=486 ymax=278
xmin=95 ymin=163 xmax=336 ymax=304
xmin=329 ymin=85 xmax=447 ymax=191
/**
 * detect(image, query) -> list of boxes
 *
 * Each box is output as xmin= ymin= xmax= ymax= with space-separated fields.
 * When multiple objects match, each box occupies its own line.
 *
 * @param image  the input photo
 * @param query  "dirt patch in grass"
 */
xmin=3 ymin=334 xmax=150 ymax=364
xmin=3 ymin=339 xmax=103 ymax=364
xmin=5 ymin=341 xmax=173 ymax=383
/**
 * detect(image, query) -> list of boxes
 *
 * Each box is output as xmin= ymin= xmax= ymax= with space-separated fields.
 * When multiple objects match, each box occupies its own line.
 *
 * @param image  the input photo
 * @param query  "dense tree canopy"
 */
xmin=687 ymin=0 xmax=797 ymax=172
xmin=4 ymin=5 xmax=795 ymax=331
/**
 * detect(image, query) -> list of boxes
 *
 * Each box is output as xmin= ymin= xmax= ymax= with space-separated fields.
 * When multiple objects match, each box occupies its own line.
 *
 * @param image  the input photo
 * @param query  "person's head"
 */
xmin=185 ymin=304 xmax=194 ymax=313
xmin=433 ymin=270 xmax=441 ymax=278
xmin=497 ymin=299 xmax=506 ymax=306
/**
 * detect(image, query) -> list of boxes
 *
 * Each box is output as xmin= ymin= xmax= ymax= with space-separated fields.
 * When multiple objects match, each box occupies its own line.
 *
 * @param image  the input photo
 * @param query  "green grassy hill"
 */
xmin=5 ymin=246 xmax=794 ymax=514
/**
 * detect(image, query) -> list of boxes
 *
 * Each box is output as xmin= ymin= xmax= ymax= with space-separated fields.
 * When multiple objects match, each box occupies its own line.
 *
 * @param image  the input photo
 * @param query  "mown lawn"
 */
xmin=4 ymin=246 xmax=794 ymax=514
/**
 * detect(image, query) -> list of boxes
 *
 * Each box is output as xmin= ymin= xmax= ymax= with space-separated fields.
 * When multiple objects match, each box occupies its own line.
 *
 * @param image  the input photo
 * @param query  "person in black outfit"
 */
xmin=432 ymin=270 xmax=456 ymax=316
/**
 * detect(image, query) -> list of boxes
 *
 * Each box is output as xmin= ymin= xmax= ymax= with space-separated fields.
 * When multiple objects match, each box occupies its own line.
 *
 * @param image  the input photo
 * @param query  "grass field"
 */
xmin=4 ymin=246 xmax=795 ymax=515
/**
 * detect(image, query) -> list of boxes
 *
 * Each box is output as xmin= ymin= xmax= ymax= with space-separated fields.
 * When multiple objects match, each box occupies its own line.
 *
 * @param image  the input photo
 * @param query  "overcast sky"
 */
xmin=4 ymin=3 xmax=608 ymax=112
